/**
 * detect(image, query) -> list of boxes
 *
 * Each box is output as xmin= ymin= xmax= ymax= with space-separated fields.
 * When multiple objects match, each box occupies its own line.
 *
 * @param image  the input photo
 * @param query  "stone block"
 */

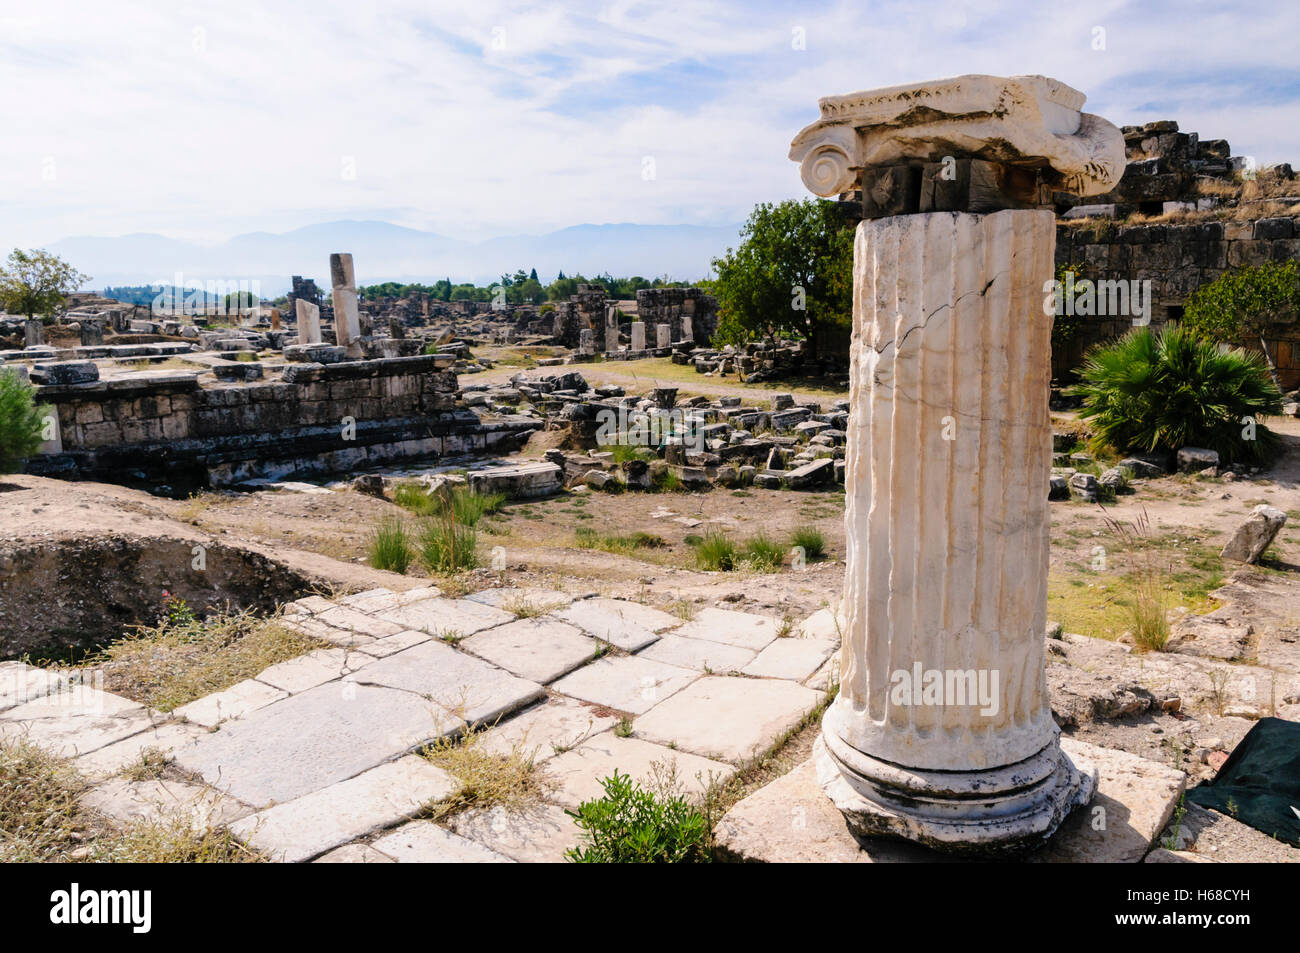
xmin=371 ymin=819 xmax=513 ymax=863
xmin=551 ymin=655 xmax=698 ymax=715
xmin=541 ymin=731 xmax=734 ymax=809
xmin=671 ymin=607 xmax=781 ymax=652
xmin=229 ymin=756 xmax=457 ymax=862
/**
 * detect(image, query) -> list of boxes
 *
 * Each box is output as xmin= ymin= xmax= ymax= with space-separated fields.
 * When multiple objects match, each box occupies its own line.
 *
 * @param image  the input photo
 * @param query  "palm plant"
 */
xmin=1067 ymin=327 xmax=1283 ymax=465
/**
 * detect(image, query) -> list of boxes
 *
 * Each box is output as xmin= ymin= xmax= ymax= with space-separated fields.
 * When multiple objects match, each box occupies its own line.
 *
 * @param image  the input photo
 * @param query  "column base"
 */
xmin=816 ymin=727 xmax=1096 ymax=856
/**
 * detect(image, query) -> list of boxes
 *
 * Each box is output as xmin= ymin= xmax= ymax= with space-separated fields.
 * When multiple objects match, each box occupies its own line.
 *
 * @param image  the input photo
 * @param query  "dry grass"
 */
xmin=0 ymin=736 xmax=260 ymax=862
xmin=420 ymin=723 xmax=551 ymax=822
xmin=88 ymin=602 xmax=329 ymax=711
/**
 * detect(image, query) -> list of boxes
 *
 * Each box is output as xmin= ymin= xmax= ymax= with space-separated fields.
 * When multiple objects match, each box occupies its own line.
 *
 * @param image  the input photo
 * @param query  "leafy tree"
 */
xmin=0 ymin=370 xmax=45 ymax=473
xmin=708 ymin=199 xmax=852 ymax=355
xmin=0 ymin=249 xmax=89 ymax=320
xmin=1182 ymin=261 xmax=1300 ymax=387
xmin=1067 ymin=326 xmax=1284 ymax=465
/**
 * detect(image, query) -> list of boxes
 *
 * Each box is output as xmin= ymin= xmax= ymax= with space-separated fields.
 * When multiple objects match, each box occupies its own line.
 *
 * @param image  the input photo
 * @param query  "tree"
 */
xmin=0 ymin=370 xmax=44 ymax=473
xmin=707 ymin=199 xmax=852 ymax=355
xmin=0 ymin=249 xmax=89 ymax=320
xmin=1182 ymin=260 xmax=1300 ymax=388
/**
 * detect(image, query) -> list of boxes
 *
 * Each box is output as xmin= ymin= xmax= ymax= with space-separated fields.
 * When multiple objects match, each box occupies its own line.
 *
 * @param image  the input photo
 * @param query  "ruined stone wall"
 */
xmin=1053 ymin=218 xmax=1300 ymax=386
xmin=635 ymin=288 xmax=719 ymax=345
xmin=29 ymin=355 xmax=540 ymax=489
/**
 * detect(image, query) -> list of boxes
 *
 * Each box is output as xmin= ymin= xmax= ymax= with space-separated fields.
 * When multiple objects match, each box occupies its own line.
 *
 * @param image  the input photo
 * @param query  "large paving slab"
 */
xmin=551 ymin=598 xmax=682 ymax=652
xmin=354 ymin=640 xmax=544 ymax=725
xmin=254 ymin=648 xmax=365 ymax=694
xmin=373 ymin=597 xmax=513 ymax=638
xmin=448 ymin=803 xmax=580 ymax=863
xmin=350 ymin=630 xmax=430 ymax=658
xmin=173 ymin=682 xmax=462 ymax=806
xmin=795 ymin=606 xmax=844 ymax=640
xmin=172 ymin=678 xmax=287 ymax=728
xmin=741 ymin=637 xmax=838 ymax=681
xmin=230 ymin=756 xmax=457 ymax=863
xmin=313 ymin=604 xmax=404 ymax=638
xmin=551 ymin=655 xmax=698 ymax=715
xmin=542 ymin=731 xmax=734 ymax=810
xmin=1033 ymin=738 xmax=1187 ymax=863
xmin=370 ymin=820 xmax=513 ymax=863
xmin=478 ymin=697 xmax=618 ymax=762
xmin=714 ymin=758 xmax=944 ymax=863
xmin=0 ymin=688 xmax=155 ymax=758
xmin=634 ymin=676 xmax=823 ymax=764
xmin=0 ymin=662 xmax=65 ymax=712
xmin=74 ymin=720 xmax=208 ymax=782
xmin=716 ymin=739 xmax=1187 ymax=863
xmin=461 ymin=618 xmax=599 ymax=684
xmin=82 ymin=778 xmax=253 ymax=828
xmin=637 ymin=634 xmax=756 ymax=673
xmin=672 ymin=607 xmax=781 ymax=651
xmin=465 ymin=587 xmax=577 ymax=612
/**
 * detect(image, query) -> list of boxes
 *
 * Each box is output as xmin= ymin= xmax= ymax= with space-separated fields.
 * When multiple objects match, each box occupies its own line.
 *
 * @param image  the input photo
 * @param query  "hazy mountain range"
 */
xmin=49 ymin=220 xmax=743 ymax=297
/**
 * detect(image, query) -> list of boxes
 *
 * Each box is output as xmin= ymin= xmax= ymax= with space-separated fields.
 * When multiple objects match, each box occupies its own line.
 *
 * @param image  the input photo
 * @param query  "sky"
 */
xmin=1 ymin=0 xmax=1297 ymax=248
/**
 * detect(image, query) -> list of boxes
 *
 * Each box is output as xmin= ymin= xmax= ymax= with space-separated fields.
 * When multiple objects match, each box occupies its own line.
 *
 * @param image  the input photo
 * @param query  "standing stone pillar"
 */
xmin=296 ymin=299 xmax=323 ymax=345
xmin=80 ymin=321 xmax=104 ymax=346
xmin=24 ymin=319 xmax=44 ymax=347
xmin=605 ymin=305 xmax=620 ymax=352
xmin=656 ymin=324 xmax=672 ymax=349
xmin=329 ymin=252 xmax=363 ymax=358
xmin=789 ymin=74 xmax=1126 ymax=853
xmin=270 ymin=307 xmax=281 ymax=331
xmin=630 ymin=322 xmax=646 ymax=352
xmin=578 ymin=328 xmax=594 ymax=354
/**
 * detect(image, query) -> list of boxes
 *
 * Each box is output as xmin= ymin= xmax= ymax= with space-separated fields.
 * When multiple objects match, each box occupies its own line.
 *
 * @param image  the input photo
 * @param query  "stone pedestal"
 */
xmin=791 ymin=74 xmax=1127 ymax=855
xmin=578 ymin=328 xmax=594 ymax=354
xmin=296 ymin=300 xmax=323 ymax=345
xmin=656 ymin=324 xmax=671 ymax=349
xmin=329 ymin=253 xmax=363 ymax=358
xmin=79 ymin=322 xmax=104 ymax=346
xmin=24 ymin=319 xmax=44 ymax=347
xmin=605 ymin=306 xmax=620 ymax=352
xmin=630 ymin=322 xmax=645 ymax=351
xmin=270 ymin=308 xmax=281 ymax=331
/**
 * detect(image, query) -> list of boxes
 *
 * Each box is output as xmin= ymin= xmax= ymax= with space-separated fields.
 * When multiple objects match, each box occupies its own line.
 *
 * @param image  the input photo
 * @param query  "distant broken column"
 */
xmin=656 ymin=324 xmax=671 ymax=349
xmin=578 ymin=328 xmax=594 ymax=354
xmin=630 ymin=322 xmax=646 ymax=351
xmin=790 ymin=74 xmax=1126 ymax=853
xmin=605 ymin=305 xmax=620 ymax=352
xmin=79 ymin=321 xmax=104 ymax=346
xmin=329 ymin=252 xmax=363 ymax=358
xmin=270 ymin=307 xmax=281 ymax=331
xmin=24 ymin=319 xmax=44 ymax=347
xmin=296 ymin=299 xmax=323 ymax=345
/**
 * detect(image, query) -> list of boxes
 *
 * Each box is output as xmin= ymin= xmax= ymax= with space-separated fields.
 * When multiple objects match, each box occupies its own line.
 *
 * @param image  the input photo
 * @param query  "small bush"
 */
xmin=419 ymin=516 xmax=478 ymax=572
xmin=368 ymin=517 xmax=413 ymax=573
xmin=790 ymin=526 xmax=826 ymax=560
xmin=1067 ymin=326 xmax=1283 ymax=465
xmin=0 ymin=369 xmax=44 ymax=473
xmin=741 ymin=532 xmax=785 ymax=572
xmin=574 ymin=527 xmax=664 ymax=555
xmin=394 ymin=483 xmax=504 ymax=526
xmin=693 ymin=531 xmax=737 ymax=571
xmin=652 ymin=467 xmax=683 ymax=492
xmin=565 ymin=770 xmax=711 ymax=863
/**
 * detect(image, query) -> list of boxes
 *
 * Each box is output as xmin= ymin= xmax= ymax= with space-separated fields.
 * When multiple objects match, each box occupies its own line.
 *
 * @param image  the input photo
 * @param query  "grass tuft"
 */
xmin=368 ymin=516 xmax=413 ymax=573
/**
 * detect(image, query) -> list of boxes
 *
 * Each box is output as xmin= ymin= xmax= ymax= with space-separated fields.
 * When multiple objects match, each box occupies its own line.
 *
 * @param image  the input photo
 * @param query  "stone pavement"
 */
xmin=0 ymin=588 xmax=836 ymax=862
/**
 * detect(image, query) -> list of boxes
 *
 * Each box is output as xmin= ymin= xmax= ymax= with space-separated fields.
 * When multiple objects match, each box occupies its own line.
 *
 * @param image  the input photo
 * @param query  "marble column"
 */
xmin=630 ymin=322 xmax=646 ymax=351
xmin=296 ymin=299 xmax=322 ymax=345
xmin=605 ymin=305 xmax=620 ymax=352
xmin=656 ymin=324 xmax=671 ymax=349
xmin=329 ymin=252 xmax=363 ymax=358
xmin=789 ymin=74 xmax=1126 ymax=853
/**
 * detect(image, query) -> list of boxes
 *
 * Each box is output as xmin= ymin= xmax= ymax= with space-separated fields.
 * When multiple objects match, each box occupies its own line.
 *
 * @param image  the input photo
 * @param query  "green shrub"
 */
xmin=565 ymin=771 xmax=711 ymax=863
xmin=652 ymin=467 xmax=683 ymax=492
xmin=419 ymin=517 xmax=478 ymax=572
xmin=790 ymin=526 xmax=826 ymax=560
xmin=693 ymin=531 xmax=737 ymax=571
xmin=368 ymin=517 xmax=413 ymax=573
xmin=609 ymin=443 xmax=652 ymax=465
xmin=741 ymin=532 xmax=785 ymax=572
xmin=0 ymin=369 xmax=43 ymax=473
xmin=1067 ymin=326 xmax=1283 ymax=465
xmin=393 ymin=483 xmax=503 ymax=527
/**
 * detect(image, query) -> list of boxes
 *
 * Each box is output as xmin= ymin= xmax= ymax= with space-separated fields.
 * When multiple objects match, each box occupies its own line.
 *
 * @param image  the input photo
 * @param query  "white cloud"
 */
xmin=0 ymin=0 xmax=1296 ymax=247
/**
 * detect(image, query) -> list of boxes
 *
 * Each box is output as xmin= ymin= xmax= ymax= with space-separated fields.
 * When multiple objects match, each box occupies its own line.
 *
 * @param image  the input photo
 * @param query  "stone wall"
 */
xmin=28 ymin=354 xmax=539 ymax=491
xmin=635 ymin=288 xmax=718 ymax=346
xmin=1053 ymin=218 xmax=1300 ymax=386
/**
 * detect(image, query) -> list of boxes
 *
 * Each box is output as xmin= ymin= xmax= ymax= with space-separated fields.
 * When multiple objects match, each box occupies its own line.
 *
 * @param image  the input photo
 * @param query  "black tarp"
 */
xmin=1185 ymin=717 xmax=1300 ymax=847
